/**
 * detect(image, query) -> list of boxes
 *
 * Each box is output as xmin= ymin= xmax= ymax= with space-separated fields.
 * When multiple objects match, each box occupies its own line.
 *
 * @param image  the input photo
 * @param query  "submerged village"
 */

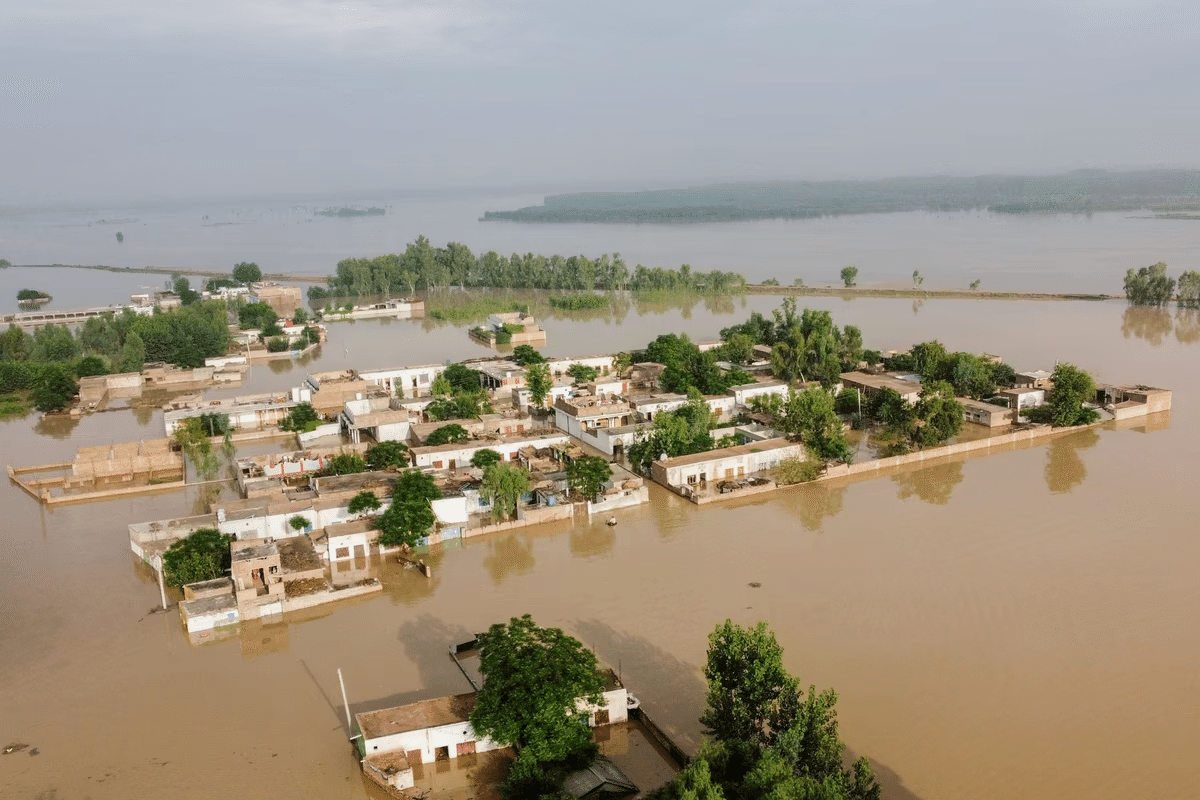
xmin=1 ymin=257 xmax=1175 ymax=800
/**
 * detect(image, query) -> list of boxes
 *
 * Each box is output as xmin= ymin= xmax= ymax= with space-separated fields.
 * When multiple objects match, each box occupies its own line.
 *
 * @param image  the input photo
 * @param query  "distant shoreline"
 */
xmin=4 ymin=263 xmax=327 ymax=283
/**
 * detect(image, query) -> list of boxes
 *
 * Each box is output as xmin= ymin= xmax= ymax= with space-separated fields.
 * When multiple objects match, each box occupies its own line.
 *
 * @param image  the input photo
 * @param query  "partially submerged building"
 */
xmin=650 ymin=438 xmax=804 ymax=500
xmin=839 ymin=371 xmax=923 ymax=404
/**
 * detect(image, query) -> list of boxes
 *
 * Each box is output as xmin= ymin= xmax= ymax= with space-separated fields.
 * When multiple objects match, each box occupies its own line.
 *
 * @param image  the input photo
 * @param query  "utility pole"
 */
xmin=152 ymin=554 xmax=167 ymax=610
xmin=338 ymin=668 xmax=353 ymax=736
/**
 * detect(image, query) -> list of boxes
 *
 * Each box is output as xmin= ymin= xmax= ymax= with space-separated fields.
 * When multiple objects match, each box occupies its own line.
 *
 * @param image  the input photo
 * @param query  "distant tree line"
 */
xmin=306 ymin=236 xmax=746 ymax=299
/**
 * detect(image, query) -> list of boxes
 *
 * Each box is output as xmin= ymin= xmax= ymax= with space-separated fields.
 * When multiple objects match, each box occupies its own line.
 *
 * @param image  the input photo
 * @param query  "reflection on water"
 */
xmin=482 ymin=532 xmax=536 ymax=585
xmin=1174 ymin=308 xmax=1200 ymax=344
xmin=1121 ymin=306 xmax=1172 ymax=345
xmin=268 ymin=357 xmax=296 ymax=374
xmin=1044 ymin=429 xmax=1100 ymax=494
xmin=912 ymin=298 xmax=924 ymax=316
xmin=787 ymin=482 xmax=848 ymax=531
xmin=892 ymin=460 xmax=964 ymax=505
xmin=570 ymin=520 xmax=617 ymax=559
xmin=33 ymin=412 xmax=81 ymax=439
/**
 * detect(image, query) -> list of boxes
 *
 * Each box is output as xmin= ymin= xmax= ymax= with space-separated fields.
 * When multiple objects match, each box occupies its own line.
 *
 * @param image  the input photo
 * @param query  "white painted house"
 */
xmin=356 ymin=363 xmax=446 ymax=398
xmin=650 ymin=438 xmax=804 ymax=490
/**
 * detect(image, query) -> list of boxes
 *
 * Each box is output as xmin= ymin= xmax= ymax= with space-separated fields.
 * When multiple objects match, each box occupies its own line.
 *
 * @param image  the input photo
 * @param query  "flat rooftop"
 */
xmin=356 ymin=692 xmax=478 ymax=740
xmin=232 ymin=541 xmax=279 ymax=561
xmin=841 ymin=371 xmax=924 ymax=395
xmin=655 ymin=438 xmax=798 ymax=468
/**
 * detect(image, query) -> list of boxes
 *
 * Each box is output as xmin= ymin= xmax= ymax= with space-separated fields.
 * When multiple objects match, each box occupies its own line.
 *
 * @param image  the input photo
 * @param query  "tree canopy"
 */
xmin=650 ymin=619 xmax=881 ymax=800
xmin=470 ymin=448 xmax=503 ymax=469
xmin=470 ymin=615 xmax=605 ymax=773
xmin=161 ymin=528 xmax=233 ymax=586
xmin=375 ymin=470 xmax=442 ymax=547
xmin=1040 ymin=363 xmax=1099 ymax=427
xmin=232 ymin=261 xmax=263 ymax=284
xmin=511 ymin=344 xmax=546 ymax=366
xmin=840 ymin=266 xmax=858 ymax=287
xmin=347 ymin=490 xmax=381 ymax=516
xmin=526 ymin=362 xmax=552 ymax=408
xmin=365 ymin=440 xmax=409 ymax=471
xmin=1124 ymin=262 xmax=1176 ymax=306
xmin=567 ymin=456 xmax=612 ymax=501
xmin=776 ymin=388 xmax=852 ymax=462
xmin=480 ymin=463 xmax=531 ymax=520
xmin=425 ymin=423 xmax=470 ymax=446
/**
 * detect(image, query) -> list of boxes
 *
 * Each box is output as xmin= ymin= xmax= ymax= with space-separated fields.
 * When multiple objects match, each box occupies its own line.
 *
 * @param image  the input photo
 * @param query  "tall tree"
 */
xmin=375 ymin=470 xmax=442 ymax=547
xmin=469 ymin=615 xmax=605 ymax=770
xmin=567 ymin=456 xmax=612 ymax=501
xmin=839 ymin=266 xmax=858 ymax=287
xmin=778 ymin=389 xmax=851 ymax=462
xmin=700 ymin=620 xmax=800 ymax=748
xmin=1044 ymin=362 xmax=1099 ymax=427
xmin=161 ymin=528 xmax=233 ymax=586
xmin=526 ymin=362 xmax=552 ymax=408
xmin=232 ymin=261 xmax=263 ymax=284
xmin=480 ymin=462 xmax=531 ymax=520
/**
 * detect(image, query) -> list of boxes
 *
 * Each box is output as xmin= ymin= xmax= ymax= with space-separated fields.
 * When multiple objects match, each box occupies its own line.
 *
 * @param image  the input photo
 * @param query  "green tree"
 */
xmin=839 ymin=266 xmax=858 ymax=287
xmin=511 ymin=344 xmax=546 ymax=366
xmin=32 ymin=365 xmax=78 ymax=412
xmin=701 ymin=620 xmax=800 ymax=748
xmin=442 ymin=363 xmax=482 ymax=393
xmin=1124 ymin=262 xmax=1176 ymax=306
xmin=172 ymin=275 xmax=201 ymax=305
xmin=480 ymin=462 xmax=532 ymax=520
xmin=238 ymin=301 xmax=279 ymax=332
xmin=74 ymin=355 xmax=109 ymax=378
xmin=375 ymin=470 xmax=442 ymax=547
xmin=161 ymin=528 xmax=232 ymax=586
xmin=912 ymin=269 xmax=923 ymax=288
xmin=116 ymin=231 xmax=123 ymax=243
xmin=280 ymin=402 xmax=320 ymax=432
xmin=319 ymin=452 xmax=367 ymax=476
xmin=118 ymin=330 xmax=146 ymax=373
xmin=568 ymin=456 xmax=612 ymax=501
xmin=291 ymin=307 xmax=308 ymax=324
xmin=365 ymin=440 xmax=409 ymax=470
xmin=288 ymin=515 xmax=310 ymax=532
xmin=1043 ymin=362 xmax=1100 ymax=427
xmin=426 ymin=423 xmax=470 ymax=446
xmin=912 ymin=380 xmax=964 ymax=447
xmin=471 ymin=449 xmax=503 ymax=469
xmin=778 ymin=389 xmax=851 ymax=462
xmin=430 ymin=373 xmax=452 ymax=396
xmin=1177 ymin=270 xmax=1200 ymax=307
xmin=347 ymin=490 xmax=382 ymax=516
xmin=645 ymin=756 xmax=727 ymax=800
xmin=946 ymin=352 xmax=995 ymax=398
xmin=567 ymin=363 xmax=600 ymax=384
xmin=909 ymin=340 xmax=948 ymax=381
xmin=969 ymin=279 xmax=981 ymax=291
xmin=469 ymin=615 xmax=605 ymax=770
xmin=232 ymin=261 xmax=263 ymax=284
xmin=722 ymin=333 xmax=755 ymax=365
xmin=526 ymin=362 xmax=552 ymax=408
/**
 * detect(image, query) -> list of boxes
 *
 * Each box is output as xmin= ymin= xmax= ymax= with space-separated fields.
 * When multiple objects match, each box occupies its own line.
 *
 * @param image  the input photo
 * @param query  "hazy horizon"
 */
xmin=3 ymin=1 xmax=1198 ymax=205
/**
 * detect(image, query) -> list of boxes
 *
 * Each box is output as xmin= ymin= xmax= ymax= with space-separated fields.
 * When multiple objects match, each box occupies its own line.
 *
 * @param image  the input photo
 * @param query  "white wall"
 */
xmin=362 ymin=722 xmax=502 ymax=764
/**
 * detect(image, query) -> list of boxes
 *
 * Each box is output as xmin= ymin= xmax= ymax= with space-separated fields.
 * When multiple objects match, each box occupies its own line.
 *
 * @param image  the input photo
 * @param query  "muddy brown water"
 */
xmin=2 ymin=298 xmax=1199 ymax=800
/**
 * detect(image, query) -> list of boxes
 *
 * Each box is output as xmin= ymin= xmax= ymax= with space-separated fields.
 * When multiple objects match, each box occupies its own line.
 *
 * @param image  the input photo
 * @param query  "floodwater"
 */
xmin=3 ymin=192 xmax=1200 ymax=310
xmin=3 ymin=242 xmax=1200 ymax=798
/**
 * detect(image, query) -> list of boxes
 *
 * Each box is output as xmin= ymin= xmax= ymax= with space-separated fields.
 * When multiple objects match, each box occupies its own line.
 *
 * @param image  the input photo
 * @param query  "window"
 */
xmin=433 ymin=460 xmax=443 ymax=469
xmin=335 ymin=546 xmax=350 ymax=559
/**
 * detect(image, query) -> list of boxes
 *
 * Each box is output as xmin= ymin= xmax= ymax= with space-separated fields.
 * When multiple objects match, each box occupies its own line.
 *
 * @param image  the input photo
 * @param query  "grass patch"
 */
xmin=0 ymin=392 xmax=33 ymax=419
xmin=428 ymin=293 xmax=529 ymax=322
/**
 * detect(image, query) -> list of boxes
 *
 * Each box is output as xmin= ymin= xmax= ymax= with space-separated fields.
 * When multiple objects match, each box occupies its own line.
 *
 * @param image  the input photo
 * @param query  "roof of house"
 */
xmin=999 ymin=386 xmax=1044 ymax=396
xmin=654 ymin=438 xmax=800 ymax=468
xmin=232 ymin=541 xmax=279 ymax=562
xmin=356 ymin=692 xmax=478 ymax=740
xmin=1018 ymin=369 xmax=1053 ymax=380
xmin=958 ymin=398 xmax=1010 ymax=414
xmin=562 ymin=755 xmax=638 ymax=799
xmin=840 ymin=371 xmax=923 ymax=395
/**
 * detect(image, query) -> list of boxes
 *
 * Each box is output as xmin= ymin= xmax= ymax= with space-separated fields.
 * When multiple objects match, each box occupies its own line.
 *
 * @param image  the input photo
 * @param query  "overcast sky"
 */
xmin=3 ymin=0 xmax=1198 ymax=203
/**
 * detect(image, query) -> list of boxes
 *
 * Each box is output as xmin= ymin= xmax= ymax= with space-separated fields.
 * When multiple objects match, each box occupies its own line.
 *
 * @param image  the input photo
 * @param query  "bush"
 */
xmin=280 ymin=402 xmax=320 ymax=433
xmin=161 ymin=528 xmax=233 ymax=586
xmin=426 ymin=424 xmax=470 ymax=446
xmin=833 ymin=388 xmax=860 ymax=415
xmin=775 ymin=457 xmax=823 ymax=485
xmin=318 ymin=452 xmax=368 ymax=476
xmin=266 ymin=337 xmax=290 ymax=353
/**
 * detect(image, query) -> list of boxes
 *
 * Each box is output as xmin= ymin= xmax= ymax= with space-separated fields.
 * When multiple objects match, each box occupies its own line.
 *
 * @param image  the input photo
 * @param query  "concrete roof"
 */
xmin=841 ymin=371 xmax=923 ymax=395
xmin=356 ymin=692 xmax=478 ymax=740
xmin=179 ymin=593 xmax=238 ymax=618
xmin=958 ymin=398 xmax=1010 ymax=414
xmin=654 ymin=438 xmax=799 ymax=468
xmin=232 ymin=541 xmax=279 ymax=561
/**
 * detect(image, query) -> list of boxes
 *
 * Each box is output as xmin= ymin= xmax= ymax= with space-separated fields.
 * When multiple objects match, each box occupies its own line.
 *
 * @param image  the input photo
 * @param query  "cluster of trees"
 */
xmin=649 ymin=620 xmax=880 ymax=800
xmin=205 ymin=262 xmax=264 ymax=292
xmin=466 ymin=614 xmax=879 ymax=800
xmin=720 ymin=300 xmax=862 ymax=387
xmin=315 ymin=441 xmax=412 ymax=477
xmin=548 ymin=293 xmax=609 ymax=310
xmin=1124 ymin=262 xmax=1200 ymax=307
xmin=16 ymin=289 xmax=51 ymax=303
xmin=0 ymin=301 xmax=230 ymax=412
xmin=882 ymin=341 xmax=1015 ymax=399
xmin=628 ymin=390 xmax=718 ymax=474
xmin=861 ymin=382 xmax=965 ymax=452
xmin=772 ymin=388 xmax=854 ymax=462
xmin=424 ymin=364 xmax=493 ymax=420
xmin=634 ymin=333 xmax=754 ymax=396
xmin=307 ymin=236 xmax=747 ymax=298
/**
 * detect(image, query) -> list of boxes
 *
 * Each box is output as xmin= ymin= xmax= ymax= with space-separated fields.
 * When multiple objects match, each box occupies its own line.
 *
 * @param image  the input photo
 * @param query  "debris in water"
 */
xmin=748 ymin=582 xmax=762 ymax=588
xmin=3 ymin=743 xmax=29 ymax=755
xmin=29 ymin=748 xmax=39 ymax=756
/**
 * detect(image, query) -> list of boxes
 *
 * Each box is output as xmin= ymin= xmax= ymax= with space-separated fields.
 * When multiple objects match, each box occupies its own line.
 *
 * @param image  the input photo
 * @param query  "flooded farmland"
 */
xmin=2 ymin=287 xmax=1199 ymax=800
